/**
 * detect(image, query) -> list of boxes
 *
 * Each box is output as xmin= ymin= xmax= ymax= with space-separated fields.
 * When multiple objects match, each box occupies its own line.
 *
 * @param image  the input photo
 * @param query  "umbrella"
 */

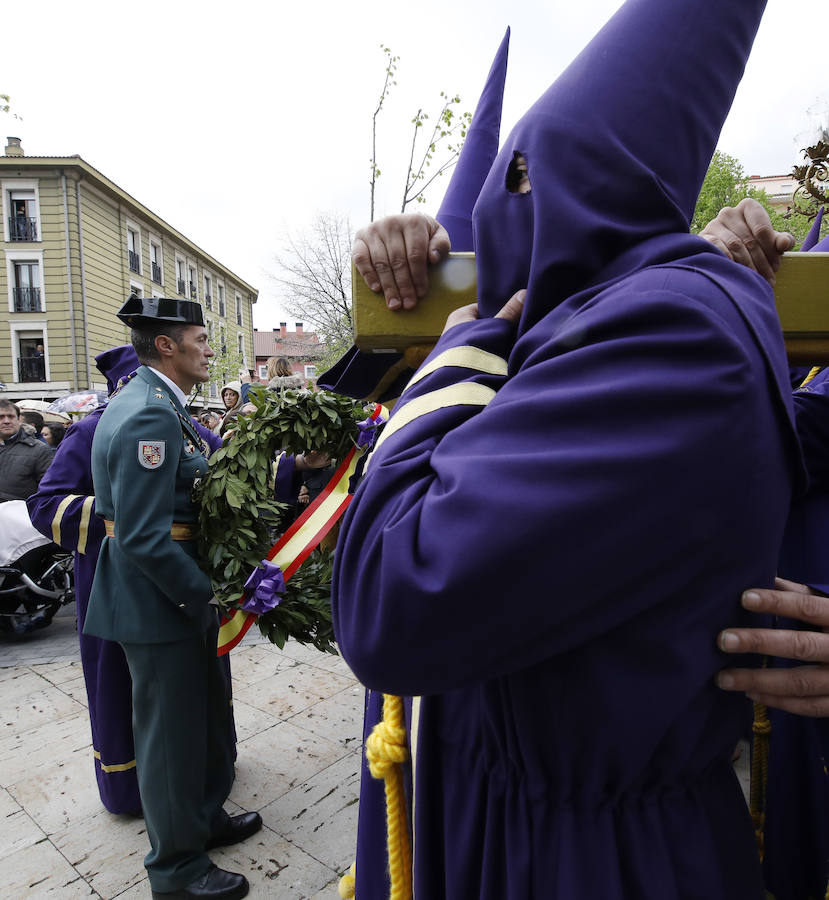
xmin=17 ymin=399 xmax=72 ymax=425
xmin=47 ymin=391 xmax=108 ymax=415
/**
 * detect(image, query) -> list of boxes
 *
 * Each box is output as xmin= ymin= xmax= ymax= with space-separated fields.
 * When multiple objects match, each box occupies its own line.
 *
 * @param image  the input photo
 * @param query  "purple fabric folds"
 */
xmin=242 ymin=560 xmax=285 ymax=615
xmin=333 ymin=2 xmax=807 ymax=899
xmin=356 ymin=413 xmax=386 ymax=450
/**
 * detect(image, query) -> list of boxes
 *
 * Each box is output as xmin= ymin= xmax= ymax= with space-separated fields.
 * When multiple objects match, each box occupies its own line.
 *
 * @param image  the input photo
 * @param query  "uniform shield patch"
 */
xmin=138 ymin=440 xmax=166 ymax=469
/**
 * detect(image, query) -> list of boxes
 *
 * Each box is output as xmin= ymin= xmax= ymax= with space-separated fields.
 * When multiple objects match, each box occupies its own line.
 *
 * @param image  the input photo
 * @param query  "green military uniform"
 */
xmin=85 ymin=365 xmax=234 ymax=893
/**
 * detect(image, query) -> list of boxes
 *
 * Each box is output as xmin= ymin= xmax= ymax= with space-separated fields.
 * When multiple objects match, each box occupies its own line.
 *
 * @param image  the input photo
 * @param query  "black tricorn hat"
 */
xmin=116 ymin=294 xmax=205 ymax=328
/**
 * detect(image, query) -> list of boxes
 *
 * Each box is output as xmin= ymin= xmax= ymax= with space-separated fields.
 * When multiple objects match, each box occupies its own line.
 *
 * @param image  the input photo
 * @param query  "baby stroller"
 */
xmin=0 ymin=500 xmax=74 ymax=635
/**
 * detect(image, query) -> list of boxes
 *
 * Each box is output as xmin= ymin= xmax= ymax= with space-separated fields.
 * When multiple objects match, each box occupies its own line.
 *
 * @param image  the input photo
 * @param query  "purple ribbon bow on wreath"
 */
xmin=356 ymin=413 xmax=387 ymax=450
xmin=242 ymin=560 xmax=286 ymax=615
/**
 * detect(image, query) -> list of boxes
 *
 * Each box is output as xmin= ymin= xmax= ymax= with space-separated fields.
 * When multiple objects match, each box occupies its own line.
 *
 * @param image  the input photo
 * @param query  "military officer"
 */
xmin=85 ymin=297 xmax=260 ymax=900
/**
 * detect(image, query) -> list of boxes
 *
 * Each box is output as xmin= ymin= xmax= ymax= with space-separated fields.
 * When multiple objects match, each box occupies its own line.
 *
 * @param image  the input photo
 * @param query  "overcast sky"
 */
xmin=3 ymin=0 xmax=826 ymax=328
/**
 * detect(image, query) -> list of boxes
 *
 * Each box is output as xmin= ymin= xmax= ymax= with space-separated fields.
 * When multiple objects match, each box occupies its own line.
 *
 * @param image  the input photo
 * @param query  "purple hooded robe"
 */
xmin=332 ymin=1 xmax=805 ymax=897
xmin=763 ymin=218 xmax=829 ymax=900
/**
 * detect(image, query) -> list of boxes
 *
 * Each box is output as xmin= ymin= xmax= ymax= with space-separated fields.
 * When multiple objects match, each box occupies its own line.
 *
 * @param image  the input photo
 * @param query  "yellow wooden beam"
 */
xmin=775 ymin=253 xmax=829 ymax=363
xmin=353 ymin=254 xmax=476 ymax=351
xmin=353 ymin=251 xmax=829 ymax=364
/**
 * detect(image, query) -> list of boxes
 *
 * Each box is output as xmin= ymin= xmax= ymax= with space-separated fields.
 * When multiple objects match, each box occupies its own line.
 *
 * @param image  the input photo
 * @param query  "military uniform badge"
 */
xmin=185 ymin=439 xmax=196 ymax=455
xmin=138 ymin=441 xmax=166 ymax=469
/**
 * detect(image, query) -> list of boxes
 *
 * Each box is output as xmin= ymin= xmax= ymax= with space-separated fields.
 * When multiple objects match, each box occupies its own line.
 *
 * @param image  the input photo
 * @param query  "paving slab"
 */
xmin=0 ymin=610 xmax=365 ymax=898
xmin=0 ymin=605 xmax=756 ymax=900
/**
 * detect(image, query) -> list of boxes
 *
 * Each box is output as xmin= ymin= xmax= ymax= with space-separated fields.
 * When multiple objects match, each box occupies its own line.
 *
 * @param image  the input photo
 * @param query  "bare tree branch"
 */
xmin=270 ymin=213 xmax=355 ymax=370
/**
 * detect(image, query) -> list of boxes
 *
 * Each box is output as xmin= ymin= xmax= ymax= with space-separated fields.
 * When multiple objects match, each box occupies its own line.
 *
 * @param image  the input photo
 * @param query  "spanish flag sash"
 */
xmin=216 ymin=403 xmax=384 ymax=655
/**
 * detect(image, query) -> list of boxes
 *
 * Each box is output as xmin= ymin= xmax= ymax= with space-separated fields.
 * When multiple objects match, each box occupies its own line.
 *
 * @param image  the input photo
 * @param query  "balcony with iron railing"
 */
xmin=204 ymin=293 xmax=212 ymax=310
xmin=151 ymin=262 xmax=162 ymax=284
xmin=8 ymin=216 xmax=38 ymax=241
xmin=189 ymin=282 xmax=198 ymax=300
xmin=13 ymin=286 xmax=42 ymax=313
xmin=18 ymin=356 xmax=46 ymax=382
xmin=177 ymin=278 xmax=186 ymax=296
xmin=128 ymin=249 xmax=140 ymax=273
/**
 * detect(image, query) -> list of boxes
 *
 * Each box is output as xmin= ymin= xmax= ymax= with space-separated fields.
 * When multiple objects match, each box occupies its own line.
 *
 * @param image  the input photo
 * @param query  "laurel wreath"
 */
xmin=194 ymin=386 xmax=374 ymax=654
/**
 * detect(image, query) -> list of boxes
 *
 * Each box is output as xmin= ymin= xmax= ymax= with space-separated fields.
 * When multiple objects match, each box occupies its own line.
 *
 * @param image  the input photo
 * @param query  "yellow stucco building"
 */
xmin=0 ymin=136 xmax=257 ymax=402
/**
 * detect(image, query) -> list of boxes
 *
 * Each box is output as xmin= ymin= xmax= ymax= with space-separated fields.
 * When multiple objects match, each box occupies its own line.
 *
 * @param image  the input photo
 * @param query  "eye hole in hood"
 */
xmin=506 ymin=151 xmax=531 ymax=194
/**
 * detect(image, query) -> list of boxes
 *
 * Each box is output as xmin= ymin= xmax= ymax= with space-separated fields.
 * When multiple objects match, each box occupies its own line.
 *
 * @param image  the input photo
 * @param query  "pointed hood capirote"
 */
xmin=318 ymin=28 xmax=510 ymax=402
xmin=802 ymin=206 xmax=827 ymax=251
xmin=95 ymin=345 xmax=140 ymax=396
xmin=472 ymin=0 xmax=770 ymax=324
xmin=436 ymin=27 xmax=510 ymax=252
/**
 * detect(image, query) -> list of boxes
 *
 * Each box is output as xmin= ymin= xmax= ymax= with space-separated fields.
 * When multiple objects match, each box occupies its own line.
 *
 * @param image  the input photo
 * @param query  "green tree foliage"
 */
xmin=1 ymin=94 xmax=21 ymax=120
xmin=191 ymin=336 xmax=245 ymax=408
xmin=691 ymin=150 xmax=821 ymax=248
xmin=369 ymin=43 xmax=472 ymax=219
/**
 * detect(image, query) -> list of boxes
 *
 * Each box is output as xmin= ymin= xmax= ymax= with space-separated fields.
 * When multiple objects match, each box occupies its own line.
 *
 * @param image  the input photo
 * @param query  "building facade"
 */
xmin=747 ymin=173 xmax=797 ymax=213
xmin=253 ymin=323 xmax=321 ymax=386
xmin=0 ymin=137 xmax=257 ymax=401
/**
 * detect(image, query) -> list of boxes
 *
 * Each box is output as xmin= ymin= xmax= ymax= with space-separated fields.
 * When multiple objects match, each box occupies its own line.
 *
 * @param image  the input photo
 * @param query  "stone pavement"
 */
xmin=0 ymin=605 xmax=364 ymax=899
xmin=1 ymin=606 xmax=755 ymax=900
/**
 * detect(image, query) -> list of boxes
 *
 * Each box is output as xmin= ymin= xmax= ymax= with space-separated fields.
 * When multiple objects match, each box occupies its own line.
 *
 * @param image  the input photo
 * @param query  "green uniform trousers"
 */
xmin=120 ymin=617 xmax=234 ymax=892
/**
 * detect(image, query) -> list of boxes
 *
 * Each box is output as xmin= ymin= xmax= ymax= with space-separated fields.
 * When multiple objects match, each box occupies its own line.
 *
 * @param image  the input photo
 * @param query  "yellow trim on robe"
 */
xmin=93 ymin=749 xmax=137 ymax=773
xmin=367 ymin=382 xmax=496 ymax=471
xmin=405 ymin=345 xmax=508 ymax=392
xmin=51 ymin=494 xmax=82 ymax=545
xmin=77 ymin=496 xmax=94 ymax=555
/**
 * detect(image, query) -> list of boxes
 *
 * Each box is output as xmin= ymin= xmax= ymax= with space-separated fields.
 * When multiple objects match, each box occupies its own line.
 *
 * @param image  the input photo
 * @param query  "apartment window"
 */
xmin=219 ymin=326 xmax=226 ymax=352
xmin=176 ymin=257 xmax=186 ymax=296
xmin=258 ymin=364 xmax=267 ymax=379
xmin=150 ymin=240 xmax=163 ymax=284
xmin=12 ymin=325 xmax=48 ymax=383
xmin=207 ymin=319 xmax=215 ymax=342
xmin=12 ymin=261 xmax=42 ymax=312
xmin=209 ymin=382 xmax=218 ymax=399
xmin=204 ymin=274 xmax=213 ymax=311
xmin=127 ymin=227 xmax=141 ymax=273
xmin=304 ymin=365 xmax=316 ymax=380
xmin=235 ymin=293 xmax=242 ymax=326
xmin=129 ymin=280 xmax=144 ymax=299
xmin=7 ymin=191 xmax=38 ymax=241
xmin=237 ymin=332 xmax=246 ymax=367
xmin=188 ymin=264 xmax=197 ymax=299
xmin=217 ymin=283 xmax=226 ymax=317
xmin=6 ymin=250 xmax=45 ymax=314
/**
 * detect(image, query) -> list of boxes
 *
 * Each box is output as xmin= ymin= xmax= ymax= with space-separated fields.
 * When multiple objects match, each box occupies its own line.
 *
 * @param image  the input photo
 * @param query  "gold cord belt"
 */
xmin=104 ymin=519 xmax=197 ymax=541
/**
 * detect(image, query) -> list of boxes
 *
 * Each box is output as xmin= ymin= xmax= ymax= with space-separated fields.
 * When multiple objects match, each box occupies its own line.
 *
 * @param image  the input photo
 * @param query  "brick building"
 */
xmin=253 ymin=322 xmax=322 ymax=385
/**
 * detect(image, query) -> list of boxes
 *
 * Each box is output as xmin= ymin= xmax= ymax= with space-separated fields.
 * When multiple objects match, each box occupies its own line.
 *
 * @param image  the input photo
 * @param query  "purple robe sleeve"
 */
xmin=193 ymin=419 xmax=222 ymax=455
xmin=790 ymin=378 xmax=829 ymax=490
xmin=27 ymin=415 xmax=104 ymax=558
xmin=332 ymin=272 xmax=790 ymax=698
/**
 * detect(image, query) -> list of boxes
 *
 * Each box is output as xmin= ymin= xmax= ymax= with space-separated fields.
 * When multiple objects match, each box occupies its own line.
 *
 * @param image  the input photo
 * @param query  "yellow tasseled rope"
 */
xmin=365 ymin=693 xmax=412 ymax=900
xmin=338 ymin=862 xmax=356 ymax=898
xmin=800 ymin=366 xmax=822 ymax=389
xmin=749 ymin=699 xmax=771 ymax=860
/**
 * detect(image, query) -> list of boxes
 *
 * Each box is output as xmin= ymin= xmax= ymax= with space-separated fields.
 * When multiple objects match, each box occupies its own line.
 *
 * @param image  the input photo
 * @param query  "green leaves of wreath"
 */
xmin=195 ymin=386 xmax=373 ymax=654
